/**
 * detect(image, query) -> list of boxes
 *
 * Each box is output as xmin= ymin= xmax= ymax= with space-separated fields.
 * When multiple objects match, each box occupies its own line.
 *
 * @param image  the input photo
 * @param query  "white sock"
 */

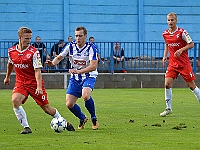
xmin=53 ymin=108 xmax=61 ymax=118
xmin=192 ymin=86 xmax=200 ymax=102
xmin=165 ymin=88 xmax=172 ymax=109
xmin=13 ymin=106 xmax=29 ymax=128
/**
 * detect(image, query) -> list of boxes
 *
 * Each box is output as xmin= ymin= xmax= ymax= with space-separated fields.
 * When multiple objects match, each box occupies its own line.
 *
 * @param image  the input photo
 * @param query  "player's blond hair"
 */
xmin=18 ymin=27 xmax=32 ymax=37
xmin=167 ymin=12 xmax=177 ymax=20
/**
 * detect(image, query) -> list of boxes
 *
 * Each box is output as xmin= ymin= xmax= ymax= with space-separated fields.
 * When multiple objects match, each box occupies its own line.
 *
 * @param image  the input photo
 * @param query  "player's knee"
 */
xmin=82 ymin=94 xmax=90 ymax=101
xmin=12 ymin=98 xmax=21 ymax=108
xmin=165 ymin=83 xmax=171 ymax=89
xmin=66 ymin=100 xmax=74 ymax=109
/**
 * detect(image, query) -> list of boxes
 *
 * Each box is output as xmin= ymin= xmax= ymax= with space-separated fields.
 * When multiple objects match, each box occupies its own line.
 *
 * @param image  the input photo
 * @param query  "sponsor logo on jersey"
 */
xmin=168 ymin=42 xmax=180 ymax=47
xmin=14 ymin=64 xmax=29 ymax=69
xmin=74 ymin=60 xmax=86 ymax=65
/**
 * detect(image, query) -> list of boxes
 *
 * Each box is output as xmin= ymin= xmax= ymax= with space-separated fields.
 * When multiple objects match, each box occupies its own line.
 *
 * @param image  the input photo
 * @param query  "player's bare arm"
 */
xmin=162 ymin=44 xmax=169 ymax=64
xmin=4 ymin=62 xmax=14 ymax=85
xmin=174 ymin=42 xmax=194 ymax=57
xmin=46 ymin=55 xmax=63 ymax=66
xmin=71 ymin=60 xmax=98 ymax=74
xmin=35 ymin=68 xmax=43 ymax=95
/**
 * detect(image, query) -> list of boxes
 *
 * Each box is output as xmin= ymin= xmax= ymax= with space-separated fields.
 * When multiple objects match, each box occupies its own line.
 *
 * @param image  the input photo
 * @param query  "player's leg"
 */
xmin=82 ymin=78 xmax=99 ymax=130
xmin=160 ymin=77 xmax=174 ymax=117
xmin=181 ymin=65 xmax=200 ymax=102
xmin=66 ymin=78 xmax=86 ymax=129
xmin=160 ymin=66 xmax=177 ymax=117
xmin=39 ymin=104 xmax=75 ymax=131
xmin=12 ymin=87 xmax=32 ymax=134
xmin=31 ymin=85 xmax=75 ymax=131
xmin=187 ymin=81 xmax=200 ymax=102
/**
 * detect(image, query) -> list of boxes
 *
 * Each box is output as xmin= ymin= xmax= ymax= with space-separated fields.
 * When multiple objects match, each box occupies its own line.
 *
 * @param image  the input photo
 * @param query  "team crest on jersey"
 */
xmin=176 ymin=34 xmax=179 ymax=38
xmin=83 ymin=51 xmax=89 ymax=56
xmin=25 ymin=54 xmax=31 ymax=60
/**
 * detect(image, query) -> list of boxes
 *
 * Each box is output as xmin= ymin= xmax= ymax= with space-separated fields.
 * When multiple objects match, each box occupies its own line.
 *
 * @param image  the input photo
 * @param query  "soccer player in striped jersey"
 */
xmin=47 ymin=26 xmax=99 ymax=130
xmin=4 ymin=27 xmax=75 ymax=134
xmin=160 ymin=12 xmax=200 ymax=117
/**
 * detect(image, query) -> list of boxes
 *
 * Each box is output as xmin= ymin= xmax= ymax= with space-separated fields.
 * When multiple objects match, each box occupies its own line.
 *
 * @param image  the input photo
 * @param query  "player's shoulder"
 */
xmin=162 ymin=29 xmax=169 ymax=35
xmin=8 ymin=45 xmax=17 ymax=52
xmin=63 ymin=41 xmax=75 ymax=49
xmin=28 ymin=45 xmax=39 ymax=54
xmin=87 ymin=42 xmax=97 ymax=49
xmin=177 ymin=27 xmax=184 ymax=31
xmin=29 ymin=45 xmax=37 ymax=50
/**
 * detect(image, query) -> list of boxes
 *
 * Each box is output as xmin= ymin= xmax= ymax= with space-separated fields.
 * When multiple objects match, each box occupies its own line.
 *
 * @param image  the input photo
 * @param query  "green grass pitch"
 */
xmin=0 ymin=88 xmax=200 ymax=150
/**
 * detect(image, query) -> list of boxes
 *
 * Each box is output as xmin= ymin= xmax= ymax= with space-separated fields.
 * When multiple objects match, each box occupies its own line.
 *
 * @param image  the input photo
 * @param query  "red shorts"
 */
xmin=165 ymin=65 xmax=196 ymax=82
xmin=12 ymin=83 xmax=49 ymax=106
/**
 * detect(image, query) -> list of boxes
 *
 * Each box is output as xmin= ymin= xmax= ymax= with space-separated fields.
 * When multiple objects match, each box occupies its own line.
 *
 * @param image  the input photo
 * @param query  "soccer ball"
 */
xmin=50 ymin=117 xmax=67 ymax=133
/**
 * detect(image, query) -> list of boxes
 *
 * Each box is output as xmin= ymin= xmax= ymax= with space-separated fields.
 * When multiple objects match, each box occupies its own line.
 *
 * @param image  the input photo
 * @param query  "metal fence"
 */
xmin=0 ymin=41 xmax=199 ymax=73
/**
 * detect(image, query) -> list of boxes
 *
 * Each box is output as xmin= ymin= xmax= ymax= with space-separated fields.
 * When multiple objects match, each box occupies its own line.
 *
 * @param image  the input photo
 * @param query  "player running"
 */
xmin=4 ymin=27 xmax=75 ymax=134
xmin=46 ymin=26 xmax=99 ymax=130
xmin=160 ymin=12 xmax=200 ymax=117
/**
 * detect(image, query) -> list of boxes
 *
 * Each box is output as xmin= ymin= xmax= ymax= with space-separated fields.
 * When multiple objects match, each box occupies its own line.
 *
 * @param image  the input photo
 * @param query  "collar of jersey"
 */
xmin=75 ymin=42 xmax=89 ymax=53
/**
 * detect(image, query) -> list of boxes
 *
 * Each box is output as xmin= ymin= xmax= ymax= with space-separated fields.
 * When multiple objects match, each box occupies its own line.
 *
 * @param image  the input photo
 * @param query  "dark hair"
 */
xmin=89 ymin=37 xmax=94 ymax=41
xmin=58 ymin=39 xmax=64 ymax=44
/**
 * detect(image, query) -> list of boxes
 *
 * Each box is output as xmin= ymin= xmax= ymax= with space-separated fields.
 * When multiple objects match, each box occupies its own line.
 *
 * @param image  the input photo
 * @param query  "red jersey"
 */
xmin=8 ymin=45 xmax=43 ymax=85
xmin=162 ymin=27 xmax=192 ymax=68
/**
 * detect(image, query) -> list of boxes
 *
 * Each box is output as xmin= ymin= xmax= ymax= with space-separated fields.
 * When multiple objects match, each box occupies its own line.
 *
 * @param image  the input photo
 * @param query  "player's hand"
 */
xmin=45 ymin=60 xmax=54 ymax=66
xmin=117 ymin=58 xmax=121 ymax=61
xmin=69 ymin=68 xmax=78 ymax=74
xmin=35 ymin=88 xmax=43 ymax=95
xmin=174 ymin=49 xmax=182 ymax=57
xmin=4 ymin=77 xmax=10 ymax=85
xmin=162 ymin=57 xmax=168 ymax=65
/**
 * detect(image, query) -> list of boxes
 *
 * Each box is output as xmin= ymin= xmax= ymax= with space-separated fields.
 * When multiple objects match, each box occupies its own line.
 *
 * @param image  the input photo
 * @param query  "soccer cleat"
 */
xmin=92 ymin=118 xmax=99 ymax=130
xmin=160 ymin=108 xmax=172 ymax=117
xmin=78 ymin=116 xmax=88 ymax=130
xmin=66 ymin=122 xmax=75 ymax=131
xmin=21 ymin=127 xmax=32 ymax=134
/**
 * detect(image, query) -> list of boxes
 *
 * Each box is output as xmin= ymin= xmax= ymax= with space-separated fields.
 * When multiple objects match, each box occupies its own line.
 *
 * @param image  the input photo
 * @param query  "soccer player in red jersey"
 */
xmin=160 ymin=12 xmax=200 ymax=117
xmin=3 ymin=27 xmax=75 ymax=133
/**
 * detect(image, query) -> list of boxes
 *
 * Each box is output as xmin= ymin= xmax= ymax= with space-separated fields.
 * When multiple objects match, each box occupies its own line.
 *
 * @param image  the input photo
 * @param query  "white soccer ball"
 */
xmin=50 ymin=117 xmax=67 ymax=133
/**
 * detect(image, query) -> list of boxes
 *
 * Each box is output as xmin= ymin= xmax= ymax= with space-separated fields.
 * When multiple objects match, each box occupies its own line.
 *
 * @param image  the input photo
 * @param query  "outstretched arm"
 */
xmin=46 ymin=55 xmax=63 ymax=66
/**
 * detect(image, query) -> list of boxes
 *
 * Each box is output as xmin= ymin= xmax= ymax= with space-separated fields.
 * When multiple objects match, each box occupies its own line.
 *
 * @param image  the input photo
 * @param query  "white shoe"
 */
xmin=160 ymin=108 xmax=172 ymax=117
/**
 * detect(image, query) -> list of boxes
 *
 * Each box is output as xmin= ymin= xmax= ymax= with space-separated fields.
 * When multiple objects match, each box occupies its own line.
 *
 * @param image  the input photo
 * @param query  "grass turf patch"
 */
xmin=0 ymin=88 xmax=200 ymax=150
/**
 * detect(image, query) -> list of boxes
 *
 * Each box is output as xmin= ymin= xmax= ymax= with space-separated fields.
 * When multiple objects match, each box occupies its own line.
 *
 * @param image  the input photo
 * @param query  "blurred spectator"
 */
xmin=62 ymin=36 xmax=74 ymax=70
xmin=68 ymin=36 xmax=73 ymax=42
xmin=32 ymin=36 xmax=50 ymax=72
xmin=89 ymin=36 xmax=102 ymax=63
xmin=113 ymin=42 xmax=127 ymax=73
xmin=51 ymin=39 xmax=65 ymax=71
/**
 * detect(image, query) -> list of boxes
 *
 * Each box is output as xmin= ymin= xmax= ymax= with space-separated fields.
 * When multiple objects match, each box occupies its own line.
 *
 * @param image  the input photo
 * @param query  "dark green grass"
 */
xmin=1 ymin=88 xmax=200 ymax=150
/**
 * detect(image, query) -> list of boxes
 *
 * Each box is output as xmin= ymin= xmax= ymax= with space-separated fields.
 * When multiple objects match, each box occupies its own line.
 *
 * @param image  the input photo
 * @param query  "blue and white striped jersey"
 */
xmin=59 ymin=41 xmax=98 ymax=80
